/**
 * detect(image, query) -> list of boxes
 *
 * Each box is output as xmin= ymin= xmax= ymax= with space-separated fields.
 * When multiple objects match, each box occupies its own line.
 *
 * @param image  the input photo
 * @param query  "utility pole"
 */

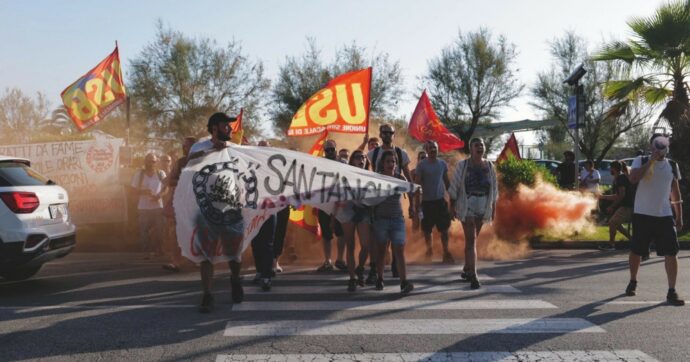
xmin=564 ymin=64 xmax=586 ymax=189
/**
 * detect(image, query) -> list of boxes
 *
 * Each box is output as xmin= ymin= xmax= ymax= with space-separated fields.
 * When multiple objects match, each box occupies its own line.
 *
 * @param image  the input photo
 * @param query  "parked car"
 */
xmin=0 ymin=156 xmax=76 ymax=280
xmin=532 ymin=159 xmax=561 ymax=174
xmin=578 ymin=159 xmax=614 ymax=185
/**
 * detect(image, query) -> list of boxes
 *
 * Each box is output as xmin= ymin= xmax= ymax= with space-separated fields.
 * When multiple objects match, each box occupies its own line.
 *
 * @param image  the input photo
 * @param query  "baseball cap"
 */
xmin=206 ymin=112 xmax=237 ymax=133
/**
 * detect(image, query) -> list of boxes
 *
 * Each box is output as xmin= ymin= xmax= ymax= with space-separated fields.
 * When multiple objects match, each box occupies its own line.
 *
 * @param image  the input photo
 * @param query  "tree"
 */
xmin=423 ymin=28 xmax=523 ymax=152
xmin=270 ymin=39 xmax=404 ymax=134
xmin=531 ymin=32 xmax=654 ymax=164
xmin=594 ymin=0 xmax=690 ymax=184
xmin=128 ymin=22 xmax=270 ymax=142
xmin=0 ymin=87 xmax=50 ymax=144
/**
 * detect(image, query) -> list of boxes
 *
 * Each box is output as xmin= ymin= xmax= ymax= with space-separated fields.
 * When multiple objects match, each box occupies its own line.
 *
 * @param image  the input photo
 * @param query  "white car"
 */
xmin=0 ymin=156 xmax=76 ymax=280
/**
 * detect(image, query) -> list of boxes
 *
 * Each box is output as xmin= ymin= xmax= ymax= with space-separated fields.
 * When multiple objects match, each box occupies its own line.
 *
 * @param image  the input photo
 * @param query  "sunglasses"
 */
xmin=381 ymin=131 xmax=395 ymax=135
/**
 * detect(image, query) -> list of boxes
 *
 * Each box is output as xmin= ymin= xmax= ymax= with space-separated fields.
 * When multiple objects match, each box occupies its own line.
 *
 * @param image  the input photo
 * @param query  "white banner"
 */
xmin=0 ymin=138 xmax=125 ymax=224
xmin=174 ymin=145 xmax=417 ymax=264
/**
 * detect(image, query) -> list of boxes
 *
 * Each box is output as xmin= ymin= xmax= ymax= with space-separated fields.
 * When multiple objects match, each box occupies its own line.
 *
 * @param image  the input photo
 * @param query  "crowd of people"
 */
xmin=130 ymin=112 xmax=684 ymax=312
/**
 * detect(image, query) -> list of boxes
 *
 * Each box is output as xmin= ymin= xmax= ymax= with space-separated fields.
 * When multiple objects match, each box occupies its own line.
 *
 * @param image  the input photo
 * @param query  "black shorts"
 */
xmin=318 ymin=209 xmax=343 ymax=241
xmin=421 ymin=199 xmax=451 ymax=233
xmin=631 ymin=213 xmax=679 ymax=257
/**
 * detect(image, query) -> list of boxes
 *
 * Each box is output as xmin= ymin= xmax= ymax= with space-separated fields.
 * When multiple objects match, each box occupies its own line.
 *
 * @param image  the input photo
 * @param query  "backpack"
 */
xmin=640 ymin=156 xmax=679 ymax=179
xmin=371 ymin=146 xmax=404 ymax=176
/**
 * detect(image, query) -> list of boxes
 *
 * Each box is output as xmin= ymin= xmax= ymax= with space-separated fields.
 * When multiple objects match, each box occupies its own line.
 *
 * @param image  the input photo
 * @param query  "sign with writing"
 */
xmin=287 ymin=68 xmax=371 ymax=136
xmin=0 ymin=138 xmax=125 ymax=224
xmin=61 ymin=46 xmax=127 ymax=131
xmin=174 ymin=145 xmax=417 ymax=264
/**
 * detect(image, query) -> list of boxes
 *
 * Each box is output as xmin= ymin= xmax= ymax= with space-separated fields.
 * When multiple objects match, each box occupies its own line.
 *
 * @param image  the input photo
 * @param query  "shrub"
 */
xmin=496 ymin=155 xmax=557 ymax=190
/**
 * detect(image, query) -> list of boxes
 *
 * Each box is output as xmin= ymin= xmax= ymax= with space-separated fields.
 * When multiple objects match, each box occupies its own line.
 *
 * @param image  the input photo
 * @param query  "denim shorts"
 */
xmin=372 ymin=216 xmax=406 ymax=246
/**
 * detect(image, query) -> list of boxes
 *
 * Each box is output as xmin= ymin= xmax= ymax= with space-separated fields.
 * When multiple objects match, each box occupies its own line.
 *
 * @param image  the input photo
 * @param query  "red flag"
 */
xmin=408 ymin=90 xmax=464 ymax=152
xmin=497 ymin=133 xmax=522 ymax=163
xmin=288 ymin=68 xmax=371 ymax=136
xmin=288 ymin=129 xmax=329 ymax=236
xmin=230 ymin=109 xmax=244 ymax=144
xmin=61 ymin=46 xmax=127 ymax=131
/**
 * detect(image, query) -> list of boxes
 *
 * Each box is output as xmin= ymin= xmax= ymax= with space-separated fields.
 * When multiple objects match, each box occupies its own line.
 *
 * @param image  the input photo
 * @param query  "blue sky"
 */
xmin=0 ymin=0 xmax=663 ymax=143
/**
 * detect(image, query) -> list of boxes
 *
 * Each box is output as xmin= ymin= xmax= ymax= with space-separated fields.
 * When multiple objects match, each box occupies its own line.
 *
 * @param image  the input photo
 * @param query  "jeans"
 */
xmin=251 ymin=215 xmax=276 ymax=278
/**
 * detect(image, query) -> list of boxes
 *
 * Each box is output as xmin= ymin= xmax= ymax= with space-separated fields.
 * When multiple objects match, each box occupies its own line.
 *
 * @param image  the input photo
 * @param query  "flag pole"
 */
xmin=365 ymin=67 xmax=372 ymax=135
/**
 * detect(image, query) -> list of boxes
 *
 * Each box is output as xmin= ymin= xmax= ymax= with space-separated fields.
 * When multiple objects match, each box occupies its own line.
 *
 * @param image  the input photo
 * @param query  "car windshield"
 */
xmin=0 ymin=162 xmax=51 ymax=186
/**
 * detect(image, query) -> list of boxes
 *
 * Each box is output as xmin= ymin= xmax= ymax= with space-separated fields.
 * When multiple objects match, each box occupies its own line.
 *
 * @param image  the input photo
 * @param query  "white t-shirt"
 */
xmin=631 ymin=156 xmax=679 ymax=217
xmin=579 ymin=169 xmax=600 ymax=193
xmin=189 ymin=138 xmax=213 ymax=154
xmin=130 ymin=170 xmax=166 ymax=210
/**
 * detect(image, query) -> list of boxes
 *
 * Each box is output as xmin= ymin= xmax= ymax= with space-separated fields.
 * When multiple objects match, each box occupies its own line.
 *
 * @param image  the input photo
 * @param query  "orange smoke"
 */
xmin=494 ymin=179 xmax=597 ymax=241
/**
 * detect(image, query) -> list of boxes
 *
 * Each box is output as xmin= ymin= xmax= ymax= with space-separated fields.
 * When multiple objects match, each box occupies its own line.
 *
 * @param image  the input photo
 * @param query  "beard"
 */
xmin=217 ymin=132 xmax=231 ymax=142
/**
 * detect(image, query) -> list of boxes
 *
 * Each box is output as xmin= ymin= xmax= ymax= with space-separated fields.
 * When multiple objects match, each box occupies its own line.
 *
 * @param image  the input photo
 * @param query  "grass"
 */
xmin=541 ymin=225 xmax=690 ymax=242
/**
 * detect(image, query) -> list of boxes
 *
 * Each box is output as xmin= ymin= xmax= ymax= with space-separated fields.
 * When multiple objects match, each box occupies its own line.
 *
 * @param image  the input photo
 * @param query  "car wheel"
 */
xmin=0 ymin=266 xmax=42 ymax=281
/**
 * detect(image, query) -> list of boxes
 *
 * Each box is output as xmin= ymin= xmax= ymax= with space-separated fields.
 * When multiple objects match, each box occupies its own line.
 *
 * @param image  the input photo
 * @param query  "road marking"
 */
xmin=223 ymin=318 xmax=604 ymax=336
xmin=216 ymin=351 xmax=658 ymax=362
xmin=242 ymin=284 xmax=519 ymax=294
xmin=232 ymin=299 xmax=557 ymax=311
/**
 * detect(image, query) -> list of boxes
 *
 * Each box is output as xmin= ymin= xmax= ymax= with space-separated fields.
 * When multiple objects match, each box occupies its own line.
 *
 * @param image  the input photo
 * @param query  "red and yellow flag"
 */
xmin=287 ymin=68 xmax=371 ymax=136
xmin=497 ymin=133 xmax=522 ymax=163
xmin=408 ymin=90 xmax=464 ymax=152
xmin=61 ymin=46 xmax=127 ymax=131
xmin=288 ymin=129 xmax=329 ymax=236
xmin=230 ymin=109 xmax=244 ymax=144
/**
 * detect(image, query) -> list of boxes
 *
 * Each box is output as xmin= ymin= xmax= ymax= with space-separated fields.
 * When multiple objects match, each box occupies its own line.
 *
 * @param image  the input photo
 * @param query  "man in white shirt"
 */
xmin=626 ymin=134 xmax=684 ymax=306
xmin=130 ymin=153 xmax=166 ymax=256
xmin=579 ymin=159 xmax=600 ymax=193
xmin=188 ymin=112 xmax=245 ymax=313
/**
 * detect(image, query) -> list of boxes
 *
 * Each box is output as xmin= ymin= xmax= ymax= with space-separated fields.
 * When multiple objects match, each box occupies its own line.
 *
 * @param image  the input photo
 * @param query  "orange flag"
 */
xmin=288 ymin=130 xmax=329 ymax=236
xmin=230 ymin=109 xmax=244 ymax=144
xmin=497 ymin=133 xmax=522 ymax=163
xmin=408 ymin=90 xmax=464 ymax=152
xmin=287 ymin=68 xmax=371 ymax=136
xmin=61 ymin=46 xmax=127 ymax=131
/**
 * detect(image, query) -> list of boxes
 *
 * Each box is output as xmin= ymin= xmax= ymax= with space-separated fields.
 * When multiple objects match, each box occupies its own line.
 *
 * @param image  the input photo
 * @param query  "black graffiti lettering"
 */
xmin=264 ymin=154 xmax=286 ymax=195
xmin=284 ymin=159 xmax=297 ymax=189
xmin=340 ymin=176 xmax=358 ymax=201
xmin=296 ymin=165 xmax=317 ymax=200
xmin=326 ymin=173 xmax=342 ymax=202
xmin=316 ymin=171 xmax=335 ymax=203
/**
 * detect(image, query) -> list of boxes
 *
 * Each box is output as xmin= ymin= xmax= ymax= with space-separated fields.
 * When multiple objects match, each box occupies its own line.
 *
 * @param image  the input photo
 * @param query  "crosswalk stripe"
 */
xmin=232 ymin=299 xmax=556 ymax=311
xmin=223 ymin=318 xmax=604 ymax=336
xmin=216 ymin=351 xmax=658 ymax=362
xmin=242 ymin=284 xmax=519 ymax=294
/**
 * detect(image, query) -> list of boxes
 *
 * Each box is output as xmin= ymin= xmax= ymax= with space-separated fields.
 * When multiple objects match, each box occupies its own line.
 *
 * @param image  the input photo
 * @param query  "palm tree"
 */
xmin=594 ymin=0 xmax=690 ymax=197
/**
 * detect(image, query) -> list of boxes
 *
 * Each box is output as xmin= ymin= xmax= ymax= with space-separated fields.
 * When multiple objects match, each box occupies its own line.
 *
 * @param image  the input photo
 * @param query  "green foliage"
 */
xmin=496 ymin=155 xmax=556 ymax=190
xmin=423 ymin=28 xmax=523 ymax=152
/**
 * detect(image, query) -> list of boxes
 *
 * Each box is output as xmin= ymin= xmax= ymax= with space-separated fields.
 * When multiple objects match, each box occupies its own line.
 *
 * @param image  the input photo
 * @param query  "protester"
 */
xmin=251 ymin=140 xmax=276 ymax=291
xmin=625 ymin=134 xmax=684 ymax=306
xmin=130 ymin=153 xmax=166 ymax=258
xmin=414 ymin=141 xmax=452 ymax=263
xmin=273 ymin=206 xmax=290 ymax=273
xmin=338 ymin=148 xmax=350 ymax=163
xmin=598 ymin=160 xmax=634 ymax=251
xmin=368 ymin=124 xmax=412 ymax=277
xmin=410 ymin=150 xmax=427 ymax=233
xmin=188 ymin=112 xmax=244 ymax=313
xmin=556 ymin=150 xmax=576 ymax=190
xmin=372 ymin=150 xmax=414 ymax=294
xmin=579 ymin=159 xmax=601 ymax=193
xmin=448 ymin=138 xmax=498 ymax=289
xmin=316 ymin=139 xmax=346 ymax=272
xmin=335 ymin=149 xmax=373 ymax=291
xmin=162 ymin=136 xmax=197 ymax=272
xmin=159 ymin=154 xmax=173 ymax=175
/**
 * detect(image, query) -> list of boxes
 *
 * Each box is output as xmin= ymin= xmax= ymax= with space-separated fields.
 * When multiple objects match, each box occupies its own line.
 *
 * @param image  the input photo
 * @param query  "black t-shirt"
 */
xmin=614 ymin=174 xmax=635 ymax=208
xmin=557 ymin=162 xmax=576 ymax=189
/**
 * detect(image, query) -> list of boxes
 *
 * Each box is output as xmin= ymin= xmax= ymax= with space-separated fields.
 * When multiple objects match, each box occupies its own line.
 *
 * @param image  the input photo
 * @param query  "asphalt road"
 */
xmin=1 ymin=250 xmax=689 ymax=361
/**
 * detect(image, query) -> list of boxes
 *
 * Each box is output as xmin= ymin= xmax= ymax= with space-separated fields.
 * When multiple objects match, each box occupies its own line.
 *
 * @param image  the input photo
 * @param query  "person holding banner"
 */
xmin=372 ymin=150 xmax=415 ymax=294
xmin=188 ymin=112 xmax=244 ymax=313
xmin=335 ymin=149 xmax=373 ymax=291
xmin=448 ymin=138 xmax=498 ymax=290
xmin=316 ymin=139 xmax=346 ymax=272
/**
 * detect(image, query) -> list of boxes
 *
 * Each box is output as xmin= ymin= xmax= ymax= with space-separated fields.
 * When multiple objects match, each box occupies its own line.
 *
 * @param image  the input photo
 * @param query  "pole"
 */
xmin=573 ymin=83 xmax=583 ymax=189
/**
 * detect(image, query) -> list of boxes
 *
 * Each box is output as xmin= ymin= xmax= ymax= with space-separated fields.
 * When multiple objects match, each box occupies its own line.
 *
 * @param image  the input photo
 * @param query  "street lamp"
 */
xmin=564 ymin=63 xmax=586 ymax=188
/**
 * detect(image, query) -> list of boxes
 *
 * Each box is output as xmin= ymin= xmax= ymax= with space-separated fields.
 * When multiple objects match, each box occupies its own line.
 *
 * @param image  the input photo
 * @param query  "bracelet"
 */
xmin=671 ymin=200 xmax=683 ymax=204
